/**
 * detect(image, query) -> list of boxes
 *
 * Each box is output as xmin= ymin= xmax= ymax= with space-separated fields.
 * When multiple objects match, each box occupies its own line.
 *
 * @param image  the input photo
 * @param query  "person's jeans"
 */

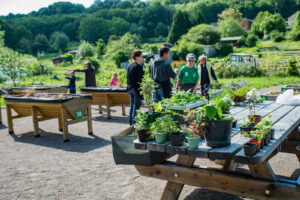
xmin=69 ymin=87 xmax=76 ymax=94
xmin=201 ymin=83 xmax=210 ymax=101
xmin=128 ymin=88 xmax=142 ymax=125
xmin=153 ymin=88 xmax=164 ymax=103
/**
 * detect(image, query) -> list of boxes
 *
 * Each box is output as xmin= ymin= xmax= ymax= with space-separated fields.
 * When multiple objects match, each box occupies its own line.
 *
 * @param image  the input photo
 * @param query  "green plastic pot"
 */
xmin=187 ymin=136 xmax=200 ymax=149
xmin=155 ymin=132 xmax=168 ymax=144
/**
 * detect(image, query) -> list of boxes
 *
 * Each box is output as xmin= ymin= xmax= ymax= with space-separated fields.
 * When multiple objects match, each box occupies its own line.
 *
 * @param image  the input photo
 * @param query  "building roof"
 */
xmin=220 ymin=36 xmax=242 ymax=41
xmin=230 ymin=53 xmax=254 ymax=56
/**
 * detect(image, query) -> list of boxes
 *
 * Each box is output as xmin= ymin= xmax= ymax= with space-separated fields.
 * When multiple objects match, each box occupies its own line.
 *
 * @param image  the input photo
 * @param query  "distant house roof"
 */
xmin=242 ymin=18 xmax=253 ymax=22
xmin=67 ymin=50 xmax=80 ymax=54
xmin=210 ymin=22 xmax=218 ymax=27
xmin=220 ymin=36 xmax=242 ymax=42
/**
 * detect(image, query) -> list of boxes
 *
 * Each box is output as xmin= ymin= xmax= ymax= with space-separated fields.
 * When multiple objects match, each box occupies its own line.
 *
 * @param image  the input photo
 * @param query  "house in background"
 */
xmin=287 ymin=12 xmax=298 ymax=30
xmin=52 ymin=55 xmax=66 ymax=65
xmin=220 ymin=36 xmax=242 ymax=47
xmin=67 ymin=50 xmax=80 ymax=58
xmin=241 ymin=18 xmax=253 ymax=31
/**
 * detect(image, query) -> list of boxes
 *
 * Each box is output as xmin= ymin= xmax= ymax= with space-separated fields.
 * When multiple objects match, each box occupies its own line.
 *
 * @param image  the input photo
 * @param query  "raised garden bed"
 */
xmin=12 ymin=85 xmax=68 ymax=95
xmin=281 ymin=85 xmax=300 ymax=92
xmin=80 ymin=87 xmax=130 ymax=119
xmin=4 ymin=93 xmax=92 ymax=141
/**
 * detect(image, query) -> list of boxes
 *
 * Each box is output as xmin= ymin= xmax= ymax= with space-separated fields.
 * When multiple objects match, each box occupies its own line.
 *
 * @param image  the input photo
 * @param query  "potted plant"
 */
xmin=227 ymin=79 xmax=250 ymax=105
xmin=243 ymin=142 xmax=257 ymax=156
xmin=200 ymin=101 xmax=233 ymax=148
xmin=246 ymin=88 xmax=262 ymax=124
xmin=134 ymin=111 xmax=153 ymax=142
xmin=254 ymin=114 xmax=274 ymax=144
xmin=240 ymin=117 xmax=256 ymax=134
xmin=182 ymin=109 xmax=206 ymax=139
xmin=242 ymin=131 xmax=261 ymax=156
xmin=218 ymin=97 xmax=232 ymax=114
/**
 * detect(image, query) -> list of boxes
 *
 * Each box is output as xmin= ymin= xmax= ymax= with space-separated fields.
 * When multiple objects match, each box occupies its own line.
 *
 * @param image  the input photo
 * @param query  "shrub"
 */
xmin=288 ymin=29 xmax=300 ymax=41
xmin=237 ymin=36 xmax=246 ymax=47
xmin=113 ymin=50 xmax=129 ymax=68
xmin=270 ymin=31 xmax=285 ymax=42
xmin=25 ymin=61 xmax=54 ymax=76
xmin=64 ymin=53 xmax=73 ymax=64
xmin=216 ymin=43 xmax=233 ymax=56
xmin=288 ymin=58 xmax=299 ymax=76
xmin=246 ymin=34 xmax=256 ymax=47
xmin=172 ymin=40 xmax=204 ymax=60
xmin=150 ymin=45 xmax=158 ymax=54
xmin=79 ymin=41 xmax=95 ymax=59
xmin=84 ymin=57 xmax=100 ymax=73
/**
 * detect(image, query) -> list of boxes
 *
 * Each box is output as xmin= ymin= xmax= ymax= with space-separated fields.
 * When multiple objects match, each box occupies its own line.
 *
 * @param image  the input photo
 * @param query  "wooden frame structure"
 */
xmin=12 ymin=86 xmax=68 ymax=95
xmin=133 ymin=101 xmax=300 ymax=199
xmin=80 ymin=87 xmax=130 ymax=119
xmin=5 ymin=94 xmax=93 ymax=141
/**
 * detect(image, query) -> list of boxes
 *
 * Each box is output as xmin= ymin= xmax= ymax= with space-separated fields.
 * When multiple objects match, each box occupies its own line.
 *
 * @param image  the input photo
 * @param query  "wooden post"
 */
xmin=87 ymin=103 xmax=93 ymax=135
xmin=58 ymin=117 xmax=63 ymax=132
xmin=222 ymin=160 xmax=237 ymax=171
xmin=161 ymin=155 xmax=196 ymax=200
xmin=248 ymin=161 xmax=276 ymax=181
xmin=99 ymin=104 xmax=102 ymax=114
xmin=6 ymin=105 xmax=13 ymax=134
xmin=122 ymin=104 xmax=126 ymax=116
xmin=61 ymin=107 xmax=69 ymax=142
xmin=0 ymin=101 xmax=2 ymax=125
xmin=105 ymin=94 xmax=111 ymax=119
xmin=31 ymin=106 xmax=40 ymax=137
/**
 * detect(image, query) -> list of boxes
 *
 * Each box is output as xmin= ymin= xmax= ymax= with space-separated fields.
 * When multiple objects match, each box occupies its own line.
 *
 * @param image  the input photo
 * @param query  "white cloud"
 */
xmin=0 ymin=0 xmax=94 ymax=16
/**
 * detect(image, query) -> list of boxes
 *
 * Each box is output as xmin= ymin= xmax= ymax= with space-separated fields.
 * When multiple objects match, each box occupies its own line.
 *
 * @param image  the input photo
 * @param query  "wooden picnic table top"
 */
xmin=134 ymin=101 xmax=300 ymax=165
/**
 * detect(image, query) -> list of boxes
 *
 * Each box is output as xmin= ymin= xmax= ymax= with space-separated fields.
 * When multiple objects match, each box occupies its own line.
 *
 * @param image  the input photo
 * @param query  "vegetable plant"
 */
xmin=246 ymin=88 xmax=261 ymax=117
xmin=150 ymin=114 xmax=179 ymax=134
xmin=162 ymin=91 xmax=205 ymax=107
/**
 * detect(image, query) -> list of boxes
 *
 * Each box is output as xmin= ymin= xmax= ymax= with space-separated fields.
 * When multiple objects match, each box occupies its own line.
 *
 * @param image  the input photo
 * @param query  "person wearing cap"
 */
xmin=198 ymin=55 xmax=218 ymax=100
xmin=73 ymin=61 xmax=96 ymax=87
xmin=176 ymin=53 xmax=199 ymax=93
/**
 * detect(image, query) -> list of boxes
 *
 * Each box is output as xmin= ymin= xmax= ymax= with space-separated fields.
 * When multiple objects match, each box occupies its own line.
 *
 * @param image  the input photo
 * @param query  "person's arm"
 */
xmin=176 ymin=78 xmax=181 ymax=93
xmin=65 ymin=76 xmax=71 ymax=80
xmin=210 ymin=66 xmax=218 ymax=83
xmin=73 ymin=69 xmax=87 ymax=72
xmin=166 ymin=63 xmax=176 ymax=79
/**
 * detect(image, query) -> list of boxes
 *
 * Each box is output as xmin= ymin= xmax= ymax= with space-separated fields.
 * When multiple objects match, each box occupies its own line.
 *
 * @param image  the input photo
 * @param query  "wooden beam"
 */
xmin=87 ymin=103 xmax=93 ymax=135
xmin=99 ymin=104 xmax=102 ymax=114
xmin=248 ymin=161 xmax=276 ymax=181
xmin=58 ymin=117 xmax=63 ymax=132
xmin=135 ymin=163 xmax=300 ymax=200
xmin=122 ymin=104 xmax=126 ymax=116
xmin=160 ymin=155 xmax=196 ymax=200
xmin=66 ymin=117 xmax=89 ymax=125
xmin=31 ymin=106 xmax=40 ymax=137
xmin=6 ymin=105 xmax=13 ymax=134
xmin=61 ymin=108 xmax=69 ymax=142
xmin=0 ymin=101 xmax=2 ymax=125
xmin=105 ymin=94 xmax=111 ymax=119
xmin=11 ymin=114 xmax=25 ymax=119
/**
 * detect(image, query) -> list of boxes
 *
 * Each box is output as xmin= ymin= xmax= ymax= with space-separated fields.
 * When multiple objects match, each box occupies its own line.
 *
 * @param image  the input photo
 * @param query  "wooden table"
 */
xmin=80 ymin=87 xmax=130 ymax=119
xmin=134 ymin=101 xmax=300 ymax=200
xmin=5 ymin=94 xmax=93 ymax=141
xmin=12 ymin=86 xmax=68 ymax=95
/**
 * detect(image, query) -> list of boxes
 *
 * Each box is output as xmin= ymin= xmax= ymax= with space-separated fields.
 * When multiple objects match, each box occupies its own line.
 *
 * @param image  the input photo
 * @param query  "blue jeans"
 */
xmin=69 ymin=87 xmax=76 ymax=94
xmin=128 ymin=88 xmax=142 ymax=125
xmin=153 ymin=88 xmax=164 ymax=103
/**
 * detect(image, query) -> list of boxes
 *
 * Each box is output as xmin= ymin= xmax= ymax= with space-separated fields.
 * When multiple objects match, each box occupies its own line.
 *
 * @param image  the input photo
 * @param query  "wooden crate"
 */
xmin=12 ymin=86 xmax=68 ymax=95
xmin=4 ymin=94 xmax=93 ymax=141
xmin=81 ymin=87 xmax=130 ymax=119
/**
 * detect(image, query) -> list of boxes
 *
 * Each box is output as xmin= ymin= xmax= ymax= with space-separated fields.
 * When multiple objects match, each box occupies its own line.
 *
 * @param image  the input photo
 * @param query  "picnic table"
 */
xmin=133 ymin=101 xmax=300 ymax=200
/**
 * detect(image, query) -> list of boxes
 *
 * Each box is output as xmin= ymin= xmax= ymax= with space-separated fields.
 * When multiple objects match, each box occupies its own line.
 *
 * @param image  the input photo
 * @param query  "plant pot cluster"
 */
xmin=244 ymin=129 xmax=274 ymax=156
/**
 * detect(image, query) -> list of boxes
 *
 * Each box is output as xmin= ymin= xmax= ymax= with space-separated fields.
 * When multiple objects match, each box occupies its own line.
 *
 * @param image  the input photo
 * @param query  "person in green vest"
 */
xmin=176 ymin=53 xmax=199 ymax=93
xmin=198 ymin=55 xmax=218 ymax=100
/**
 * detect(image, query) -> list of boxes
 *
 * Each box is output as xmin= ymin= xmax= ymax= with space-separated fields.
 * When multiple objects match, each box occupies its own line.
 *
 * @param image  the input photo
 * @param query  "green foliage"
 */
xmin=172 ymin=40 xmax=204 ymax=60
xmin=25 ymin=61 xmax=54 ymax=76
xmin=150 ymin=45 xmax=158 ymax=54
xmin=64 ymin=53 xmax=73 ymax=64
xmin=134 ymin=110 xmax=149 ymax=131
xmin=181 ymin=24 xmax=221 ymax=45
xmin=219 ymin=18 xmax=247 ymax=37
xmin=246 ymin=34 xmax=256 ymax=47
xmin=96 ymin=38 xmax=106 ymax=59
xmin=288 ymin=58 xmax=300 ymax=76
xmin=0 ymin=25 xmax=4 ymax=47
xmin=162 ymin=91 xmax=205 ymax=106
xmin=288 ymin=12 xmax=300 ymax=41
xmin=237 ymin=36 xmax=246 ymax=47
xmin=270 ymin=30 xmax=285 ymax=42
xmin=79 ymin=41 xmax=95 ymax=59
xmin=112 ymin=50 xmax=129 ymax=68
xmin=150 ymin=114 xmax=179 ymax=134
xmin=50 ymin=32 xmax=69 ymax=52
xmin=214 ymin=63 xmax=263 ymax=78
xmin=168 ymin=10 xmax=192 ymax=44
xmin=33 ymin=34 xmax=49 ymax=54
xmin=216 ymin=43 xmax=233 ymax=56
xmin=218 ymin=8 xmax=242 ymax=22
xmin=140 ymin=73 xmax=157 ymax=112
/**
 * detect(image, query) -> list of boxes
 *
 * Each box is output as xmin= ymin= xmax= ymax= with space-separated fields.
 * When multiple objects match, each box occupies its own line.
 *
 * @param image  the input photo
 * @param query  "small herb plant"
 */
xmin=246 ymin=88 xmax=261 ymax=117
xmin=150 ymin=114 xmax=179 ymax=134
xmin=134 ymin=110 xmax=149 ymax=131
xmin=240 ymin=117 xmax=251 ymax=128
xmin=162 ymin=91 xmax=205 ymax=107
xmin=140 ymin=73 xmax=157 ymax=112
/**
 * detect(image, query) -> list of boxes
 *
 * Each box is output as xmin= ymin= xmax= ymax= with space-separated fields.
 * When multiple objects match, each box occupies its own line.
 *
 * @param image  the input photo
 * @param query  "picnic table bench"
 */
xmin=133 ymin=101 xmax=300 ymax=200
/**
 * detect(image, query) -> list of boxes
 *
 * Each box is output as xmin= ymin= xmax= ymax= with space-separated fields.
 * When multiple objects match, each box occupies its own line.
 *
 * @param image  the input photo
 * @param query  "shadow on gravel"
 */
xmin=184 ymin=189 xmax=245 ymax=200
xmin=9 ymin=130 xmax=111 ymax=153
xmin=92 ymin=116 xmax=129 ymax=124
xmin=0 ymin=124 xmax=7 ymax=130
xmin=291 ymin=168 xmax=300 ymax=180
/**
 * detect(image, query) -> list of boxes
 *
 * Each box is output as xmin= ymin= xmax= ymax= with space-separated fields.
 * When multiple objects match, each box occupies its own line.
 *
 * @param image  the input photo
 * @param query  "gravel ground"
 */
xmin=0 ymin=86 xmax=299 ymax=200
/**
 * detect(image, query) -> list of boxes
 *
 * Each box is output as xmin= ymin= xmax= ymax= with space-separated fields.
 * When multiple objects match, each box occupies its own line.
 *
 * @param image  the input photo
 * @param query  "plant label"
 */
xmin=76 ymin=109 xmax=83 ymax=119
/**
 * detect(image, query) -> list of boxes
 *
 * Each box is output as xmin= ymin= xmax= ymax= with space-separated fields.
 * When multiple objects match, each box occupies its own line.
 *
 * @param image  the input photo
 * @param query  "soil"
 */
xmin=0 ymin=85 xmax=299 ymax=200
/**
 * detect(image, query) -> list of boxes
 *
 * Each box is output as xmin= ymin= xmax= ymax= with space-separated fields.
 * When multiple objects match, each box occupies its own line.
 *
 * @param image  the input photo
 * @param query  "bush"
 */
xmin=64 ymin=53 xmax=73 ymax=64
xmin=288 ymin=29 xmax=300 ymax=41
xmin=214 ymin=63 xmax=263 ymax=78
xmin=113 ymin=50 xmax=129 ymax=68
xmin=79 ymin=41 xmax=95 ymax=59
xmin=150 ymin=45 xmax=158 ymax=54
xmin=25 ymin=61 xmax=54 ymax=76
xmin=270 ymin=31 xmax=285 ymax=42
xmin=237 ymin=36 xmax=246 ymax=47
xmin=216 ymin=43 xmax=233 ymax=56
xmin=172 ymin=40 xmax=204 ymax=60
xmin=84 ymin=57 xmax=100 ymax=73
xmin=288 ymin=58 xmax=299 ymax=76
xmin=246 ymin=34 xmax=256 ymax=47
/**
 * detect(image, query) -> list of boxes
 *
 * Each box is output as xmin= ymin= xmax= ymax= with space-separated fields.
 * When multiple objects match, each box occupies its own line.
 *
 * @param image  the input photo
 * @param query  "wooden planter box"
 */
xmin=81 ymin=87 xmax=130 ymax=119
xmin=111 ymin=126 xmax=171 ymax=166
xmin=4 ymin=93 xmax=93 ymax=141
xmin=12 ymin=85 xmax=68 ymax=95
xmin=281 ymin=85 xmax=300 ymax=92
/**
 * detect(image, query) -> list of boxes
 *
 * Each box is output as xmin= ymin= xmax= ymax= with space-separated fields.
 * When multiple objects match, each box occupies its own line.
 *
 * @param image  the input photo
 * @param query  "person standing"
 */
xmin=64 ymin=70 xmax=76 ymax=94
xmin=198 ymin=55 xmax=218 ymax=100
xmin=127 ymin=50 xmax=144 ymax=125
xmin=149 ymin=47 xmax=176 ymax=102
xmin=73 ymin=61 xmax=96 ymax=87
xmin=176 ymin=53 xmax=199 ymax=93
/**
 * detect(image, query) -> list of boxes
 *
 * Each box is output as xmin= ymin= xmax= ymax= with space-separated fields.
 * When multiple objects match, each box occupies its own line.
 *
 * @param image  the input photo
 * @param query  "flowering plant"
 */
xmin=227 ymin=79 xmax=251 ymax=102
xmin=246 ymin=88 xmax=261 ymax=117
xmin=182 ymin=109 xmax=205 ymax=137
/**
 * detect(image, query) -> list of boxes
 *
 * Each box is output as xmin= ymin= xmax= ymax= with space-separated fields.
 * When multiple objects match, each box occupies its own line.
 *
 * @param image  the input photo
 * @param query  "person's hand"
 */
xmin=193 ymin=87 xmax=198 ymax=93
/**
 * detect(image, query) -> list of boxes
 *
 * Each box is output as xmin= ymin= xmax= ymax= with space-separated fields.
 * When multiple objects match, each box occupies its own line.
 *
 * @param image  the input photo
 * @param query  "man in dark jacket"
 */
xmin=149 ymin=47 xmax=176 ymax=102
xmin=73 ymin=61 xmax=96 ymax=87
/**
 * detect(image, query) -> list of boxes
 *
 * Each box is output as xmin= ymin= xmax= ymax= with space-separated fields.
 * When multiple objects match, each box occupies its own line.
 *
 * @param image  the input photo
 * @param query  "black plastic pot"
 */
xmin=244 ymin=143 xmax=257 ymax=156
xmin=232 ymin=120 xmax=237 ymax=128
xmin=265 ymin=132 xmax=272 ymax=144
xmin=170 ymin=132 xmax=184 ymax=146
xmin=137 ymin=129 xmax=151 ymax=142
xmin=240 ymin=124 xmax=256 ymax=134
xmin=204 ymin=119 xmax=232 ymax=148
xmin=269 ymin=128 xmax=275 ymax=139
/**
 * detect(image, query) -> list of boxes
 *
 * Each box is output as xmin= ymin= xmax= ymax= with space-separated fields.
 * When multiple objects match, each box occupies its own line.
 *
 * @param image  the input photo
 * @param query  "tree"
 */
xmin=50 ymin=32 xmax=69 ymax=52
xmin=113 ymin=50 xmax=129 ymax=68
xmin=181 ymin=24 xmax=221 ymax=45
xmin=288 ymin=11 xmax=300 ymax=41
xmin=172 ymin=40 xmax=204 ymax=60
xmin=33 ymin=34 xmax=49 ymax=53
xmin=18 ymin=38 xmax=32 ymax=54
xmin=155 ymin=22 xmax=168 ymax=37
xmin=79 ymin=41 xmax=95 ymax=59
xmin=0 ymin=25 xmax=4 ymax=47
xmin=219 ymin=18 xmax=247 ymax=37
xmin=96 ymin=38 xmax=106 ymax=59
xmin=218 ymin=8 xmax=242 ymax=22
xmin=250 ymin=11 xmax=266 ymax=38
xmin=246 ymin=34 xmax=256 ymax=47
xmin=168 ymin=10 xmax=192 ymax=44
xmin=79 ymin=16 xmax=109 ymax=43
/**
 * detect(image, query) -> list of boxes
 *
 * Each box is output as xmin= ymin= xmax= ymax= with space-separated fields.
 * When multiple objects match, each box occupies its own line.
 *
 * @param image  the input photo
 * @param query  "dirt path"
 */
xmin=0 ymin=87 xmax=299 ymax=200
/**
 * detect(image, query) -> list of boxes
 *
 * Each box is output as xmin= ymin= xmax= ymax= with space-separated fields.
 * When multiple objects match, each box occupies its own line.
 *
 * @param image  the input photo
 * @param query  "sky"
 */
xmin=0 ymin=0 xmax=94 ymax=16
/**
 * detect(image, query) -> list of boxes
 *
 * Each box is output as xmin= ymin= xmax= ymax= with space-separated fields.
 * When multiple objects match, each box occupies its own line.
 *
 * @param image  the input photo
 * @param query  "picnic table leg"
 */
xmin=122 ymin=104 xmax=126 ymax=116
xmin=58 ymin=117 xmax=63 ymax=132
xmin=99 ymin=104 xmax=102 ymax=114
xmin=248 ymin=160 xmax=276 ymax=181
xmin=32 ymin=106 xmax=40 ymax=137
xmin=6 ymin=105 xmax=14 ymax=134
xmin=105 ymin=95 xmax=111 ymax=119
xmin=87 ymin=103 xmax=93 ymax=135
xmin=0 ymin=105 xmax=2 ymax=125
xmin=161 ymin=155 xmax=196 ymax=200
xmin=222 ymin=160 xmax=237 ymax=171
xmin=61 ymin=108 xmax=69 ymax=142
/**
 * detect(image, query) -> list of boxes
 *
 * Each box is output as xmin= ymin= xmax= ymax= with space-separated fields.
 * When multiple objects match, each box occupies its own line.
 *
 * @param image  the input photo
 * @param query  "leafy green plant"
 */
xmin=200 ymin=100 xmax=231 ymax=121
xmin=240 ymin=117 xmax=251 ymax=128
xmin=112 ymin=50 xmax=129 ymax=68
xmin=134 ymin=110 xmax=148 ymax=131
xmin=246 ymin=88 xmax=261 ymax=117
xmin=150 ymin=114 xmax=179 ymax=134
xmin=140 ymin=73 xmax=157 ymax=112
xmin=162 ymin=91 xmax=205 ymax=107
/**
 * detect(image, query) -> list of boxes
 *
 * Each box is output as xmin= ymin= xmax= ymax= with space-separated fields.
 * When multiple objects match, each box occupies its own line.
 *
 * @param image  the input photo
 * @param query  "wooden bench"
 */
xmin=133 ymin=101 xmax=300 ymax=199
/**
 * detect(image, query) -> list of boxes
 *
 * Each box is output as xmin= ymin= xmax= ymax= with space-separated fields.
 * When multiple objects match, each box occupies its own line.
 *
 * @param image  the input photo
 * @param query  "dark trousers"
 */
xmin=128 ymin=88 xmax=142 ymax=125
xmin=180 ymin=84 xmax=196 ymax=93
xmin=201 ymin=83 xmax=210 ymax=100
xmin=69 ymin=87 xmax=76 ymax=94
